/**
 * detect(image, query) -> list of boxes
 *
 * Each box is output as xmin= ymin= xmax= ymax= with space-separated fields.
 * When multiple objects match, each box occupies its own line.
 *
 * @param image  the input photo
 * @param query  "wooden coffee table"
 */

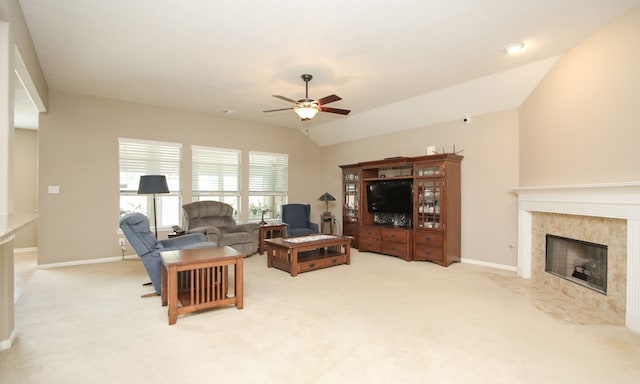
xmin=264 ymin=234 xmax=352 ymax=276
xmin=160 ymin=246 xmax=243 ymax=325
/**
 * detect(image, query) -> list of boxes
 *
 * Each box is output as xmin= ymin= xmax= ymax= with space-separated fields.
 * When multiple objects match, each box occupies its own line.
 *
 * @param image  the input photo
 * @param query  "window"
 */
xmin=248 ymin=151 xmax=288 ymax=221
xmin=119 ymin=138 xmax=182 ymax=228
xmin=192 ymin=146 xmax=240 ymax=217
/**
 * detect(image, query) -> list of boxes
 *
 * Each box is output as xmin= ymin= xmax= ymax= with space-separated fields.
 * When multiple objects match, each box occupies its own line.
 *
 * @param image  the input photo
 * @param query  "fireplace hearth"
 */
xmin=515 ymin=182 xmax=640 ymax=333
xmin=545 ymin=234 xmax=607 ymax=294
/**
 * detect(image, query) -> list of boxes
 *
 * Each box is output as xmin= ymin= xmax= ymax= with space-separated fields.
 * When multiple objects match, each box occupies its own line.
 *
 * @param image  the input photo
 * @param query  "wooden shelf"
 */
xmin=362 ymin=176 xmax=413 ymax=182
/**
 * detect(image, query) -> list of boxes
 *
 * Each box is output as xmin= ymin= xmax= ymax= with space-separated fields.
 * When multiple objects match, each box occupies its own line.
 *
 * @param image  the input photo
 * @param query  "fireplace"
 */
xmin=515 ymin=182 xmax=640 ymax=334
xmin=545 ymin=234 xmax=607 ymax=294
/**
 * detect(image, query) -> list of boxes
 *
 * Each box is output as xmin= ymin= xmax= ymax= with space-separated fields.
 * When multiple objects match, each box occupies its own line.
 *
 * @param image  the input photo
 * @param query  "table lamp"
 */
xmin=138 ymin=175 xmax=169 ymax=239
xmin=260 ymin=208 xmax=270 ymax=226
xmin=318 ymin=192 xmax=336 ymax=213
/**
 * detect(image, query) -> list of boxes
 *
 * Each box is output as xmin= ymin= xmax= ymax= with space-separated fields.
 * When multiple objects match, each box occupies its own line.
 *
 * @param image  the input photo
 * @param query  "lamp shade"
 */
xmin=294 ymin=106 xmax=319 ymax=120
xmin=137 ymin=175 xmax=169 ymax=194
xmin=294 ymin=100 xmax=319 ymax=120
xmin=318 ymin=192 xmax=336 ymax=202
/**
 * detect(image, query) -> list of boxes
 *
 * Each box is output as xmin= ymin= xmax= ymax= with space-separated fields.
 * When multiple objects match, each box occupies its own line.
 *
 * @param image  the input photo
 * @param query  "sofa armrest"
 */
xmin=309 ymin=222 xmax=319 ymax=232
xmin=226 ymin=222 xmax=261 ymax=234
xmin=158 ymin=233 xmax=207 ymax=249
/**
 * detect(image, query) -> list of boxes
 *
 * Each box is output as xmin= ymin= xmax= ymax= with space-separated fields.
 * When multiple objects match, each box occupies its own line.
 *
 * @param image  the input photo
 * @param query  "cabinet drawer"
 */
xmin=381 ymin=241 xmax=410 ymax=258
xmin=298 ymin=255 xmax=347 ymax=272
xmin=414 ymin=230 xmax=443 ymax=247
xmin=414 ymin=244 xmax=444 ymax=262
xmin=361 ymin=227 xmax=381 ymax=239
xmin=359 ymin=238 xmax=381 ymax=253
xmin=381 ymin=228 xmax=409 ymax=242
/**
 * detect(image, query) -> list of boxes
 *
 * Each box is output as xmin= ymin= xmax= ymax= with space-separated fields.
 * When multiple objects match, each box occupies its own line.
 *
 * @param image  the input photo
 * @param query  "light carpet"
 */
xmin=2 ymin=250 xmax=640 ymax=383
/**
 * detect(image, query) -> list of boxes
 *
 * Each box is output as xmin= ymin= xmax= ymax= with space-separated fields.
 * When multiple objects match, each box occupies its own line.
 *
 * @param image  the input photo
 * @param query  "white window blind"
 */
xmin=119 ymin=138 xmax=181 ymax=192
xmin=118 ymin=138 xmax=182 ymax=226
xmin=192 ymin=146 xmax=240 ymax=195
xmin=248 ymin=151 xmax=288 ymax=221
xmin=249 ymin=152 xmax=288 ymax=193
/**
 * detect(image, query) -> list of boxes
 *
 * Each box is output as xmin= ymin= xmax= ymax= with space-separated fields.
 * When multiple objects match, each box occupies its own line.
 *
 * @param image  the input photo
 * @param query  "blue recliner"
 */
xmin=280 ymin=203 xmax=319 ymax=237
xmin=119 ymin=213 xmax=217 ymax=294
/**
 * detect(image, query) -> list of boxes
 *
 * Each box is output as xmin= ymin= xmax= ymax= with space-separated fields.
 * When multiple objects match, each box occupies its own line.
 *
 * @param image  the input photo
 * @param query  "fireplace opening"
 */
xmin=545 ymin=234 xmax=607 ymax=295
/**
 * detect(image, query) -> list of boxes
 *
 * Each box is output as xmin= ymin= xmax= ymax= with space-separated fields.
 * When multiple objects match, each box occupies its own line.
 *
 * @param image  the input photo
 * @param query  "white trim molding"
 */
xmin=461 ymin=257 xmax=517 ymax=272
xmin=38 ymin=254 xmax=138 ymax=269
xmin=0 ymin=329 xmax=16 ymax=351
xmin=514 ymin=181 xmax=640 ymax=334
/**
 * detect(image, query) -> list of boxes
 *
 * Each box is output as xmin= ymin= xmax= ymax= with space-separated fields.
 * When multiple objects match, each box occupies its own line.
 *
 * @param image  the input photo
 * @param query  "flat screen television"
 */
xmin=366 ymin=180 xmax=413 ymax=214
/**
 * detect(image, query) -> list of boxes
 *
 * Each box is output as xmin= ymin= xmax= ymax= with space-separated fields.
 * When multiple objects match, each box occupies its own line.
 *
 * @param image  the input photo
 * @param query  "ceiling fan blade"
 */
xmin=320 ymin=106 xmax=351 ymax=115
xmin=272 ymin=95 xmax=297 ymax=104
xmin=263 ymin=107 xmax=293 ymax=113
xmin=317 ymin=94 xmax=342 ymax=105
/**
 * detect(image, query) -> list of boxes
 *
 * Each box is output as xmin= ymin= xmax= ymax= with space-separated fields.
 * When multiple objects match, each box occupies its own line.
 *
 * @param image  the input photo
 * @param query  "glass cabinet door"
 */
xmin=343 ymin=169 xmax=360 ymax=223
xmin=415 ymin=178 xmax=443 ymax=230
xmin=415 ymin=163 xmax=443 ymax=177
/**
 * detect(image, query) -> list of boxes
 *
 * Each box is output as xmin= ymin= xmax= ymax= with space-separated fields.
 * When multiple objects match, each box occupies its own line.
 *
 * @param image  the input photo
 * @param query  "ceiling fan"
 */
xmin=263 ymin=74 xmax=351 ymax=121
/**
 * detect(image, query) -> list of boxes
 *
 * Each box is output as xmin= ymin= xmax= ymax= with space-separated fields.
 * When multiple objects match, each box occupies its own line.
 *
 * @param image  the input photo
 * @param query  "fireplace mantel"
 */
xmin=515 ymin=181 xmax=640 ymax=333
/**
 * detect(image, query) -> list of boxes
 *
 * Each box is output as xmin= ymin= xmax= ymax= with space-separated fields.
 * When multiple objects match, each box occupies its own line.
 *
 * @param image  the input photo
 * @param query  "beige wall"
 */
xmin=37 ymin=91 xmax=323 ymax=265
xmin=520 ymin=7 xmax=640 ymax=186
xmin=321 ymin=109 xmax=520 ymax=267
xmin=13 ymin=128 xmax=37 ymax=248
xmin=38 ymin=89 xmax=521 ymax=267
xmin=0 ymin=0 xmax=48 ymax=110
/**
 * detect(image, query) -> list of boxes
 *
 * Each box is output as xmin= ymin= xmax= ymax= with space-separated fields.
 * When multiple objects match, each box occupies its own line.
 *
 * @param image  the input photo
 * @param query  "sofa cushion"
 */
xmin=183 ymin=201 xmax=236 ymax=230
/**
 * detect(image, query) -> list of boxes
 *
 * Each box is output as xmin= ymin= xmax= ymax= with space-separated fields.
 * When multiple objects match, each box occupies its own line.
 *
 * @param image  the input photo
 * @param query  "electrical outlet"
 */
xmin=118 ymin=238 xmax=125 ymax=246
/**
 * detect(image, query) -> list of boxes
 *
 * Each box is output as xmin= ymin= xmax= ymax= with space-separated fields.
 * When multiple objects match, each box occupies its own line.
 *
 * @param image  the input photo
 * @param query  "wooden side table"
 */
xmin=160 ymin=246 xmax=243 ymax=325
xmin=258 ymin=223 xmax=286 ymax=254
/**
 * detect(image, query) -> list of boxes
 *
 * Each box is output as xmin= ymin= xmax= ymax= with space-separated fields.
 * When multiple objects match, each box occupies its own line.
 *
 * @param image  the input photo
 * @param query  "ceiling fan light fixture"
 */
xmin=294 ymin=101 xmax=319 ymax=120
xmin=264 ymin=74 xmax=350 ymax=120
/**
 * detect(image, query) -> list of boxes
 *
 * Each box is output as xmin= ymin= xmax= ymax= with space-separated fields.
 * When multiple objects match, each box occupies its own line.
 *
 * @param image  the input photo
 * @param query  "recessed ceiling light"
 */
xmin=504 ymin=42 xmax=525 ymax=55
xmin=222 ymin=109 xmax=236 ymax=115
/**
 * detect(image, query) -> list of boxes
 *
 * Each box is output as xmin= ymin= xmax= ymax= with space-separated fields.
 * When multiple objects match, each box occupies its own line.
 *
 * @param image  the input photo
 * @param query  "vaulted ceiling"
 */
xmin=14 ymin=0 xmax=640 ymax=146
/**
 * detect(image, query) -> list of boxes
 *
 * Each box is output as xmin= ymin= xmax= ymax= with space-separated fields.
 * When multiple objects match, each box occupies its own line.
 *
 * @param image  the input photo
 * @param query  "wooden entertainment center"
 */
xmin=340 ymin=154 xmax=462 ymax=266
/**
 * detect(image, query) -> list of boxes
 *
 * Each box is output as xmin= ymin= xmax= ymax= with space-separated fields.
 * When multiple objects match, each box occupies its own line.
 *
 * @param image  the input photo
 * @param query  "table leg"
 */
xmin=161 ymin=264 xmax=168 ymax=307
xmin=290 ymin=249 xmax=298 ymax=277
xmin=266 ymin=244 xmax=273 ymax=268
xmin=168 ymin=265 xmax=178 ymax=325
xmin=345 ymin=243 xmax=351 ymax=265
xmin=259 ymin=230 xmax=265 ymax=255
xmin=235 ymin=257 xmax=244 ymax=309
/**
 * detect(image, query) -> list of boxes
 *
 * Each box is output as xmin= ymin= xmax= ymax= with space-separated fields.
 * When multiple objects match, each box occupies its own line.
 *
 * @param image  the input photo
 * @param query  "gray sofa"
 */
xmin=182 ymin=201 xmax=260 ymax=256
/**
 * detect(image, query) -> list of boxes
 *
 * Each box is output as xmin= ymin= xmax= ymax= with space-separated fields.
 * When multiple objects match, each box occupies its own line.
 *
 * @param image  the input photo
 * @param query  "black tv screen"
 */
xmin=366 ymin=180 xmax=413 ymax=214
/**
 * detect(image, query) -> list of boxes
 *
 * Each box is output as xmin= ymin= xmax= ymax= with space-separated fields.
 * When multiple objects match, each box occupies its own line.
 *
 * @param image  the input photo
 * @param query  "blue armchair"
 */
xmin=280 ymin=203 xmax=319 ymax=237
xmin=119 ymin=213 xmax=217 ymax=295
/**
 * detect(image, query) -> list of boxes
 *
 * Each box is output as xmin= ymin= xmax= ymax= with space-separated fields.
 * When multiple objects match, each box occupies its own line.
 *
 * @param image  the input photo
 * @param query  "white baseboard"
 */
xmin=14 ymin=246 xmax=38 ymax=253
xmin=461 ymin=257 xmax=517 ymax=272
xmin=38 ymin=254 xmax=138 ymax=269
xmin=0 ymin=329 xmax=16 ymax=351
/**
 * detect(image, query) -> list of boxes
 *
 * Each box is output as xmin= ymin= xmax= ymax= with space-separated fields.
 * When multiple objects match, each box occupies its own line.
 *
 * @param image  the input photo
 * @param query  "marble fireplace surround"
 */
xmin=515 ymin=182 xmax=640 ymax=334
